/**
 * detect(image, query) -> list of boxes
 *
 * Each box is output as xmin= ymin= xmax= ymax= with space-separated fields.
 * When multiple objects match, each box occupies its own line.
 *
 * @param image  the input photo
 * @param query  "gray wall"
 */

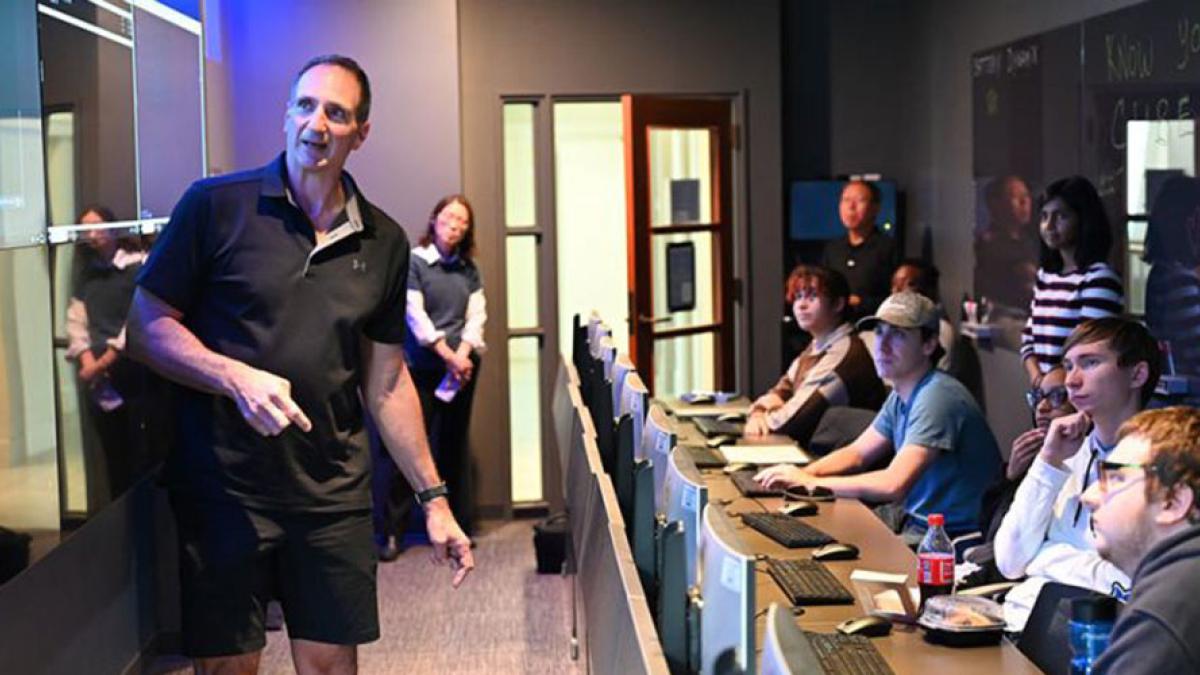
xmin=827 ymin=0 xmax=1147 ymax=450
xmin=459 ymin=0 xmax=784 ymax=514
xmin=203 ymin=0 xmax=461 ymax=236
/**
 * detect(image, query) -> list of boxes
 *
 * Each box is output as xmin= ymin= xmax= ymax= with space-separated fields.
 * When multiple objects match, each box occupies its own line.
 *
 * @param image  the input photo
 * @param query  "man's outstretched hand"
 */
xmin=424 ymin=499 xmax=475 ymax=588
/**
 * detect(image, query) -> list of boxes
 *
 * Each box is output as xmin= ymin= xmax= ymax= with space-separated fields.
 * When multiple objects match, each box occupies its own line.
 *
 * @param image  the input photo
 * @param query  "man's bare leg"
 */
xmin=194 ymin=652 xmax=262 ymax=675
xmin=291 ymin=639 xmax=357 ymax=675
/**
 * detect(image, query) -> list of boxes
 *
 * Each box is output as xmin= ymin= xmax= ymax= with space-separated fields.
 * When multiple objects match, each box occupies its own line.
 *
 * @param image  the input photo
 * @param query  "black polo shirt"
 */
xmin=137 ymin=153 xmax=410 ymax=512
xmin=820 ymin=229 xmax=898 ymax=319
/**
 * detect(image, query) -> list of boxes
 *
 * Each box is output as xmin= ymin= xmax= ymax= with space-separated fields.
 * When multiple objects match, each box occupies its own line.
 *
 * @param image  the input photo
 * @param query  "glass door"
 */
xmin=623 ymin=96 xmax=734 ymax=397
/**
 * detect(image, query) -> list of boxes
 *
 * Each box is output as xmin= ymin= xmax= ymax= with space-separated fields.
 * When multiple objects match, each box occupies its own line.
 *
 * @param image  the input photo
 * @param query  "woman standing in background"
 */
xmin=372 ymin=195 xmax=487 ymax=559
xmin=1020 ymin=176 xmax=1123 ymax=384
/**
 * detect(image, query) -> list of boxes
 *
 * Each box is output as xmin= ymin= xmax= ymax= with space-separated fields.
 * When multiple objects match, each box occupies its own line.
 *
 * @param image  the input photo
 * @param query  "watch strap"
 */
xmin=415 ymin=482 xmax=449 ymax=504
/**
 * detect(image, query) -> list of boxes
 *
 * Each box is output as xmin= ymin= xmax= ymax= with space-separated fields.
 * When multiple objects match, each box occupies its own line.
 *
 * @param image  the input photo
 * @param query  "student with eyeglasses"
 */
xmin=994 ymin=317 xmax=1162 ymax=632
xmin=958 ymin=367 xmax=1079 ymax=589
xmin=1079 ymin=406 xmax=1200 ymax=674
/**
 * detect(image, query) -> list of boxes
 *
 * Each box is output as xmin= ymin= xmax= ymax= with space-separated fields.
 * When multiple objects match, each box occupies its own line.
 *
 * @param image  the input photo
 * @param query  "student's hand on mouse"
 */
xmin=743 ymin=411 xmax=771 ymax=437
xmin=1007 ymin=427 xmax=1046 ymax=480
xmin=423 ymin=499 xmax=475 ymax=588
xmin=754 ymin=464 xmax=810 ymax=489
xmin=1039 ymin=411 xmax=1091 ymax=469
xmin=226 ymin=362 xmax=312 ymax=436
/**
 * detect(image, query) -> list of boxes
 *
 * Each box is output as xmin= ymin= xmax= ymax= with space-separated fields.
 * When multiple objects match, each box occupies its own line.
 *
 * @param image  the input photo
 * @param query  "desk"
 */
xmin=687 ymin=442 xmax=1038 ymax=673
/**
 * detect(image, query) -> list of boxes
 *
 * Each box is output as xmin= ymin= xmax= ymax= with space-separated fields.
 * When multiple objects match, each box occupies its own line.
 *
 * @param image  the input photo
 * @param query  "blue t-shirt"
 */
xmin=872 ymin=369 xmax=1001 ymax=534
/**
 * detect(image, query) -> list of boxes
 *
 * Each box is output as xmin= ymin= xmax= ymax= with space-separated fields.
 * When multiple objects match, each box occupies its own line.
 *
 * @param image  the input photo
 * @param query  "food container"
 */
xmin=917 ymin=595 xmax=1006 ymax=647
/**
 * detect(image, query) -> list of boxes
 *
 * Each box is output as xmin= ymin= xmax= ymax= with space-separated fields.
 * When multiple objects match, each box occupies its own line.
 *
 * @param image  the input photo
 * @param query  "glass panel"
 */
xmin=133 ymin=4 xmax=205 ymax=219
xmin=0 ymin=0 xmax=48 ymax=249
xmin=653 ymin=331 xmax=716 ymax=399
xmin=503 ymin=103 xmax=537 ymax=227
xmin=51 ymin=236 xmax=171 ymax=525
xmin=0 ymin=246 xmax=59 ymax=582
xmin=506 ymin=235 xmax=539 ymax=329
xmin=508 ymin=337 xmax=543 ymax=502
xmin=652 ymin=231 xmax=716 ymax=330
xmin=1125 ymin=120 xmax=1195 ymax=216
xmin=648 ymin=127 xmax=713 ymax=226
xmin=1126 ymin=220 xmax=1149 ymax=317
xmin=39 ymin=0 xmax=139 ymax=231
xmin=553 ymin=101 xmax=629 ymax=356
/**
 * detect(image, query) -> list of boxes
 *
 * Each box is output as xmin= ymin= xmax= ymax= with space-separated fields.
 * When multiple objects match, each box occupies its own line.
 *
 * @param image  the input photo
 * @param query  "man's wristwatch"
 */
xmin=415 ymin=482 xmax=450 ymax=505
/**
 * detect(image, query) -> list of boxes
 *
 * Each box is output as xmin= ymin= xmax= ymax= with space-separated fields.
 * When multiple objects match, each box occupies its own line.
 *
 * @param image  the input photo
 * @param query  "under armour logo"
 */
xmin=352 ymin=259 xmax=367 ymax=273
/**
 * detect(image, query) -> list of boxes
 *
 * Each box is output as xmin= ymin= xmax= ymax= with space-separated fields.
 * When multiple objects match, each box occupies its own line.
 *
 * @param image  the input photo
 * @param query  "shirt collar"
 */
xmin=413 ymin=243 xmax=462 ymax=267
xmin=812 ymin=322 xmax=853 ymax=353
xmin=261 ymin=152 xmax=367 ymax=235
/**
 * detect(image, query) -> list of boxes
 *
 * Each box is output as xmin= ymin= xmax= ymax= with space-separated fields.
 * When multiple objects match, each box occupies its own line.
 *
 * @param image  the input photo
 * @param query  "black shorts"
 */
xmin=170 ymin=495 xmax=379 ymax=657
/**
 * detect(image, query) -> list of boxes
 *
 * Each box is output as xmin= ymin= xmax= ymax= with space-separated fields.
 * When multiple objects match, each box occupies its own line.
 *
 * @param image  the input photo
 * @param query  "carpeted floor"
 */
xmin=152 ymin=519 xmax=581 ymax=674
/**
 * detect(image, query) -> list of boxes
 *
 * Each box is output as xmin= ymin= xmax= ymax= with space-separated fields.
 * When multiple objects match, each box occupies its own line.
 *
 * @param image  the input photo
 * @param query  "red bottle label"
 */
xmin=917 ymin=553 xmax=954 ymax=586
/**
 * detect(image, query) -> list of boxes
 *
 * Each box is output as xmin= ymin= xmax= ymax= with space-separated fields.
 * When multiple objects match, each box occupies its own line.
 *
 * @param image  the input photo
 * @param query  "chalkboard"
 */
xmin=971 ymin=0 xmax=1200 ymax=365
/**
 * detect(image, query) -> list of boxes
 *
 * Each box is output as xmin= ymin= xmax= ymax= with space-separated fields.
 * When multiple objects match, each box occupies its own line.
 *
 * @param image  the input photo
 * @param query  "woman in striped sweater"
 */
xmin=1020 ymin=176 xmax=1124 ymax=383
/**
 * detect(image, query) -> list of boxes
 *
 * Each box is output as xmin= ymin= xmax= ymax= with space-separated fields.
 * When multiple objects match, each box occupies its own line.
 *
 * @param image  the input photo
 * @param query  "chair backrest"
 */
xmin=1017 ymin=581 xmax=1109 ymax=675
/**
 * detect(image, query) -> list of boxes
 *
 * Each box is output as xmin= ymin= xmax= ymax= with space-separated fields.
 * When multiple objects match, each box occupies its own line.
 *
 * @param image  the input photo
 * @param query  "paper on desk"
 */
xmin=671 ymin=403 xmax=750 ymax=418
xmin=719 ymin=445 xmax=810 ymax=465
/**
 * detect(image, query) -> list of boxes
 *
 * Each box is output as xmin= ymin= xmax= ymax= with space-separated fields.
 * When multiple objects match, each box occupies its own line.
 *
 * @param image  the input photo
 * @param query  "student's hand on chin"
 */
xmin=1040 ymin=411 xmax=1091 ymax=468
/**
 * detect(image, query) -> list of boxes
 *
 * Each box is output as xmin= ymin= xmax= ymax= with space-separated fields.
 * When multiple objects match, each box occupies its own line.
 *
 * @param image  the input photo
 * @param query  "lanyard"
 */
xmin=1074 ymin=433 xmax=1115 ymax=526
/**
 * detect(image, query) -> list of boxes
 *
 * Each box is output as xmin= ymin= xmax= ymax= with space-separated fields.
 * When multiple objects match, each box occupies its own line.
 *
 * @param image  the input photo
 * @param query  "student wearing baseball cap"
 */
xmin=757 ymin=291 xmax=1003 ymax=543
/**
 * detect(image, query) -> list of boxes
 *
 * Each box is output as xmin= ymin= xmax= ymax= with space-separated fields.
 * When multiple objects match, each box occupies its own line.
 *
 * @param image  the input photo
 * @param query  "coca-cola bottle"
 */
xmin=917 ymin=513 xmax=954 ymax=611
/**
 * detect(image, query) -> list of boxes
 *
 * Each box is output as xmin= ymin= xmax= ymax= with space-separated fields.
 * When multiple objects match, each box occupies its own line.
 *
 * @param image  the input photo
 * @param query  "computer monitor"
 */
xmin=631 ymin=459 xmax=657 ymax=599
xmin=619 ymin=372 xmax=650 ymax=460
xmin=592 ymin=375 xmax=616 ymax=475
xmin=760 ymin=603 xmax=803 ymax=675
xmin=657 ymin=519 xmax=689 ymax=673
xmin=610 ymin=353 xmax=635 ymax=412
xmin=553 ymin=357 xmax=580 ymax=495
xmin=642 ymin=404 xmax=677 ymax=512
xmin=699 ymin=504 xmax=755 ymax=675
xmin=598 ymin=335 xmax=617 ymax=385
xmin=665 ymin=448 xmax=707 ymax=589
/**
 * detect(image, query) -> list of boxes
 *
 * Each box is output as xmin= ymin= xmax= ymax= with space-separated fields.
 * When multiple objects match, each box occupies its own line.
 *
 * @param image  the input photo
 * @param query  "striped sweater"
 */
xmin=1020 ymin=262 xmax=1124 ymax=371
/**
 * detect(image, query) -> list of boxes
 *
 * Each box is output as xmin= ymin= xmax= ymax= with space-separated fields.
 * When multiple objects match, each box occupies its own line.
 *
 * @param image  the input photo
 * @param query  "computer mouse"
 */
xmin=812 ymin=542 xmax=860 ymax=561
xmin=717 ymin=411 xmax=746 ymax=423
xmin=722 ymin=462 xmax=754 ymax=475
xmin=837 ymin=615 xmax=892 ymax=638
xmin=706 ymin=434 xmax=735 ymax=448
xmin=779 ymin=500 xmax=817 ymax=517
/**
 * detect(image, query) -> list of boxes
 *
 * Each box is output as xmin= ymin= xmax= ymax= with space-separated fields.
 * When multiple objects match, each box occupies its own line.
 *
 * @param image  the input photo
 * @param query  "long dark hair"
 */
xmin=78 ymin=204 xmax=149 ymax=254
xmin=1037 ymin=176 xmax=1113 ymax=273
xmin=419 ymin=194 xmax=476 ymax=260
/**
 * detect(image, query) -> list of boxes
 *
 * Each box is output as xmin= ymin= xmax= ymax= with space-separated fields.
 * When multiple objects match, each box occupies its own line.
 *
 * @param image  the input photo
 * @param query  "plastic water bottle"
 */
xmin=917 ymin=513 xmax=954 ymax=611
xmin=1069 ymin=596 xmax=1116 ymax=674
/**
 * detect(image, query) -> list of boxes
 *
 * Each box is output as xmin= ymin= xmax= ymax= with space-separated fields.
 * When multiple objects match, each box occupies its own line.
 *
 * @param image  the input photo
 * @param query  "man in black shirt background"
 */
xmin=821 ymin=179 xmax=898 ymax=319
xmin=128 ymin=54 xmax=472 ymax=674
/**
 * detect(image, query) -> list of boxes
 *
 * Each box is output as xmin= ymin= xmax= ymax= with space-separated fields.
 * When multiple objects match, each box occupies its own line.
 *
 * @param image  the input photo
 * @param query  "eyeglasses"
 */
xmin=1095 ymin=459 xmax=1155 ymax=496
xmin=1025 ymin=385 xmax=1069 ymax=410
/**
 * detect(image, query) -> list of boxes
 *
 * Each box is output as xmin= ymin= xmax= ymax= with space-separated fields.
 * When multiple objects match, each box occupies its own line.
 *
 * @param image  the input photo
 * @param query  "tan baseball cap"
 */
xmin=856 ymin=291 xmax=940 ymax=331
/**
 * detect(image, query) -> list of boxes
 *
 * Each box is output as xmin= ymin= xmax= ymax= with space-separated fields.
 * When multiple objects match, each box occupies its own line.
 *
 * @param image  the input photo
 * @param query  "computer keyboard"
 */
xmin=804 ymin=631 xmax=894 ymax=675
xmin=765 ymin=558 xmax=854 ymax=605
xmin=681 ymin=444 xmax=727 ymax=468
xmin=740 ymin=512 xmax=834 ymax=548
xmin=730 ymin=471 xmax=786 ymax=498
xmin=692 ymin=416 xmax=745 ymax=437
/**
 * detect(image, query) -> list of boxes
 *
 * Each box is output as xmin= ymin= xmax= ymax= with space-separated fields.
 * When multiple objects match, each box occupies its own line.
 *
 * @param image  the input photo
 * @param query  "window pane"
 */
xmin=0 ymin=246 xmax=59 ymax=580
xmin=508 ymin=337 xmax=542 ymax=502
xmin=648 ymin=127 xmax=713 ymax=226
xmin=503 ymin=103 xmax=537 ymax=227
xmin=653 ymin=331 xmax=716 ymax=399
xmin=506 ymin=235 xmax=539 ymax=329
xmin=553 ymin=101 xmax=629 ymax=356
xmin=652 ymin=230 xmax=716 ymax=330
xmin=0 ymin=0 xmax=48 ymax=249
xmin=1126 ymin=120 xmax=1195 ymax=216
